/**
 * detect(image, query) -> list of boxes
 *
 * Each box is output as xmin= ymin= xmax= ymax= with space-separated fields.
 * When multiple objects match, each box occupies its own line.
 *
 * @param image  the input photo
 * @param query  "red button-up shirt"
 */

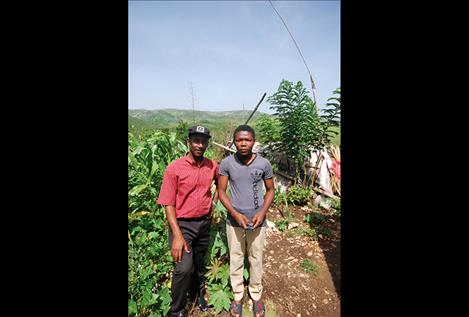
xmin=157 ymin=154 xmax=218 ymax=218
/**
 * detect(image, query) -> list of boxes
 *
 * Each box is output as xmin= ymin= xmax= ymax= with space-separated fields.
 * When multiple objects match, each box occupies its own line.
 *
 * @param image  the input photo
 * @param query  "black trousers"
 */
xmin=168 ymin=216 xmax=211 ymax=315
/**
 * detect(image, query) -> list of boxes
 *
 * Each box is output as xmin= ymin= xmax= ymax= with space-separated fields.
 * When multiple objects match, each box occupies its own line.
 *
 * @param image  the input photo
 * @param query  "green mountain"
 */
xmin=129 ymin=108 xmax=267 ymax=142
xmin=128 ymin=108 xmax=340 ymax=146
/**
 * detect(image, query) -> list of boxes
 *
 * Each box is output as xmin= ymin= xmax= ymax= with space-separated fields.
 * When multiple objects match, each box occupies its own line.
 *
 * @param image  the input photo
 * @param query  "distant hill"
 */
xmin=129 ymin=109 xmax=265 ymax=126
xmin=128 ymin=108 xmax=340 ymax=146
xmin=128 ymin=108 xmax=268 ymax=142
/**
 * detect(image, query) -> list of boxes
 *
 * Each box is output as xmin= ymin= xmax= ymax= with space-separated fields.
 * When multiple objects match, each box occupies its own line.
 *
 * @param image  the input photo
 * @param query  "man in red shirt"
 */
xmin=157 ymin=125 xmax=218 ymax=317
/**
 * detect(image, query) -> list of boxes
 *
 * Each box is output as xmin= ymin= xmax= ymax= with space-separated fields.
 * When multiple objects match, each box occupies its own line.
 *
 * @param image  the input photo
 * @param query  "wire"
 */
xmin=268 ymin=0 xmax=317 ymax=104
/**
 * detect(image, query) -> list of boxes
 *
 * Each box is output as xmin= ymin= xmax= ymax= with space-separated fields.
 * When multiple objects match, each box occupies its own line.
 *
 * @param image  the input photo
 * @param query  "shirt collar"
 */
xmin=183 ymin=152 xmax=206 ymax=167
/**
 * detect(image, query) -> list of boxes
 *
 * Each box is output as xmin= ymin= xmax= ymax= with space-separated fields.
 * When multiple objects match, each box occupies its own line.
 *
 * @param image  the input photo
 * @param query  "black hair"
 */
xmin=233 ymin=124 xmax=255 ymax=140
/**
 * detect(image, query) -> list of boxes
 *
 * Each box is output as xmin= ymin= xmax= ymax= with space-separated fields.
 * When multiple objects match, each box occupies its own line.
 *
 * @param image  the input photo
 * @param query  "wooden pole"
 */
xmin=212 ymin=141 xmax=236 ymax=153
xmin=227 ymin=92 xmax=266 ymax=148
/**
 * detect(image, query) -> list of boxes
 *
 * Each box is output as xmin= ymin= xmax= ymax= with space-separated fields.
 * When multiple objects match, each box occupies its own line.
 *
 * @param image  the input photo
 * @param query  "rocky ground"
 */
xmin=190 ymin=204 xmax=341 ymax=317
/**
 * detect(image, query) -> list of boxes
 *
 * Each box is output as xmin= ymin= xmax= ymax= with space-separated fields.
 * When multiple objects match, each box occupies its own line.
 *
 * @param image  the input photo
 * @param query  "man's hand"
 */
xmin=171 ymin=235 xmax=190 ymax=263
xmin=233 ymin=212 xmax=250 ymax=229
xmin=251 ymin=210 xmax=266 ymax=229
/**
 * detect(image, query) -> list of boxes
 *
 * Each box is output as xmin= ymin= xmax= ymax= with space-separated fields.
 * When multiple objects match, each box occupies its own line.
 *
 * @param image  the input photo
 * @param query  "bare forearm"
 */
xmin=218 ymin=190 xmax=238 ymax=217
xmin=164 ymin=205 xmax=189 ymax=262
xmin=260 ymin=188 xmax=275 ymax=214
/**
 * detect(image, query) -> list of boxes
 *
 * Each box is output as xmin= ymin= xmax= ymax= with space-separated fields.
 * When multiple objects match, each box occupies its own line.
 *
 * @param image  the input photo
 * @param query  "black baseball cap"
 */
xmin=188 ymin=125 xmax=211 ymax=139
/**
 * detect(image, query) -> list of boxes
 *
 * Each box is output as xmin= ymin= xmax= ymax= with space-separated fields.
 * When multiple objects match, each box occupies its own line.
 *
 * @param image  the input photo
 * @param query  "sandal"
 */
xmin=198 ymin=288 xmax=208 ymax=312
xmin=252 ymin=300 xmax=265 ymax=317
xmin=230 ymin=301 xmax=243 ymax=317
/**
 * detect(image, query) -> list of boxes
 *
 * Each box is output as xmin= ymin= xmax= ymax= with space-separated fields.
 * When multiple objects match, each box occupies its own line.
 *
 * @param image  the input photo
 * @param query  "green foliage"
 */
xmin=204 ymin=222 xmax=228 ymax=265
xmin=331 ymin=198 xmax=341 ymax=211
xmin=128 ymin=131 xmax=187 ymax=317
xmin=286 ymin=185 xmax=312 ymax=206
xmin=205 ymin=236 xmax=232 ymax=314
xmin=274 ymin=186 xmax=311 ymax=207
xmin=203 ymin=146 xmax=218 ymax=161
xmin=317 ymin=88 xmax=341 ymax=148
xmin=204 ymin=218 xmax=234 ymax=314
xmin=129 ymin=116 xmax=158 ymax=140
xmin=273 ymin=188 xmax=288 ymax=207
xmin=304 ymin=212 xmax=327 ymax=225
xmin=266 ymin=82 xmax=341 ymax=182
xmin=174 ymin=119 xmax=190 ymax=142
xmin=318 ymin=226 xmax=333 ymax=238
xmin=328 ymin=126 xmax=341 ymax=146
xmin=275 ymin=218 xmax=289 ymax=232
xmin=128 ymin=209 xmax=173 ymax=317
xmin=252 ymin=113 xmax=281 ymax=144
xmin=208 ymin=283 xmax=233 ymax=313
xmin=128 ymin=131 xmax=187 ymax=214
xmin=331 ymin=207 xmax=341 ymax=218
xmin=274 ymin=211 xmax=294 ymax=232
xmin=302 ymin=227 xmax=318 ymax=240
xmin=206 ymin=258 xmax=230 ymax=287
xmin=267 ymin=80 xmax=320 ymax=176
xmin=300 ymin=258 xmax=319 ymax=276
xmin=212 ymin=200 xmax=228 ymax=225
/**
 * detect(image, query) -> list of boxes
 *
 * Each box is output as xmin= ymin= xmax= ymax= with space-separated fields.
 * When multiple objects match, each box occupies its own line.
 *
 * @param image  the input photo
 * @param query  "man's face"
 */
xmin=234 ymin=131 xmax=255 ymax=156
xmin=188 ymin=134 xmax=209 ymax=158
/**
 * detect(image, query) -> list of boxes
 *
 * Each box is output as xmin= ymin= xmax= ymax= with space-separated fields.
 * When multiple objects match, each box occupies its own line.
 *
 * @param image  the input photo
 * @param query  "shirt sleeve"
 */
xmin=263 ymin=159 xmax=274 ymax=179
xmin=157 ymin=164 xmax=177 ymax=206
xmin=219 ymin=158 xmax=229 ymax=176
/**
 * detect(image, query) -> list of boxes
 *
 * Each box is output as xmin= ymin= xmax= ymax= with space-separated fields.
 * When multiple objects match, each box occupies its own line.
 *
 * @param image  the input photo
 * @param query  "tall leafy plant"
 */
xmin=315 ymin=88 xmax=341 ymax=149
xmin=128 ymin=131 xmax=187 ymax=317
xmin=203 ymin=202 xmax=233 ymax=314
xmin=267 ymin=79 xmax=320 ymax=181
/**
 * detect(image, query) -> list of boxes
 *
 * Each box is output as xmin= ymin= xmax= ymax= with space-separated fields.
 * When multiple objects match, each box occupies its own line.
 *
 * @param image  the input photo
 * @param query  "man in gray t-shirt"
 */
xmin=218 ymin=125 xmax=275 ymax=317
xmin=220 ymin=153 xmax=273 ymax=227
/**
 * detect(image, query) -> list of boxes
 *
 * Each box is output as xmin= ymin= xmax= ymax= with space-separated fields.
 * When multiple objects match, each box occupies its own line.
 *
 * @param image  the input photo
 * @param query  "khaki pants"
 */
xmin=226 ymin=224 xmax=266 ymax=301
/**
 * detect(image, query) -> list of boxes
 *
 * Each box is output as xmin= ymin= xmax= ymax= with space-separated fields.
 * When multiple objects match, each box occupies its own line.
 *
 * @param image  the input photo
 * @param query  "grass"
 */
xmin=302 ymin=227 xmax=317 ymax=240
xmin=274 ymin=218 xmax=290 ymax=232
xmin=300 ymin=258 xmax=319 ymax=276
xmin=274 ymin=210 xmax=294 ymax=232
xmin=304 ymin=212 xmax=327 ymax=225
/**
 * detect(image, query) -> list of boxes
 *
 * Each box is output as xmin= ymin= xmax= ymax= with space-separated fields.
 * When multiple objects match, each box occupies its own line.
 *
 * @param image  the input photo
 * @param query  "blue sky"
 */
xmin=129 ymin=1 xmax=340 ymax=114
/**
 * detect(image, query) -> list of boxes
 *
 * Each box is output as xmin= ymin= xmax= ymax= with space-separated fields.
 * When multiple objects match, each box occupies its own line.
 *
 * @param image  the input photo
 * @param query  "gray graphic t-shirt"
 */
xmin=219 ymin=153 xmax=273 ymax=227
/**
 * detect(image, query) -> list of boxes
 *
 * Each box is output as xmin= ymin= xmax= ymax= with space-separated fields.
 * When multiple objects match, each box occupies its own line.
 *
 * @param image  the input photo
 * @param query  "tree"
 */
xmin=267 ymin=80 xmax=341 ymax=186
xmin=175 ymin=120 xmax=190 ymax=142
xmin=315 ymin=88 xmax=341 ymax=149
xmin=267 ymin=79 xmax=320 ymax=181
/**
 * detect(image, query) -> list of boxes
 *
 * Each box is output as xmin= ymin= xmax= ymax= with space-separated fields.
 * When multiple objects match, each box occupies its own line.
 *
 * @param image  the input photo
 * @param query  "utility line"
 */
xmin=268 ymin=0 xmax=317 ymax=104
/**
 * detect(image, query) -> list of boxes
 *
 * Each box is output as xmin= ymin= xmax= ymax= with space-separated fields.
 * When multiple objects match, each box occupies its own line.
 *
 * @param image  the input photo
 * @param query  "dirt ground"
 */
xmin=189 ymin=204 xmax=341 ymax=317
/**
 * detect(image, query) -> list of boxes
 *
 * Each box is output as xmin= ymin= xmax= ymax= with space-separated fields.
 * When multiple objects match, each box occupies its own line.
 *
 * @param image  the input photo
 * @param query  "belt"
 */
xmin=177 ymin=214 xmax=211 ymax=221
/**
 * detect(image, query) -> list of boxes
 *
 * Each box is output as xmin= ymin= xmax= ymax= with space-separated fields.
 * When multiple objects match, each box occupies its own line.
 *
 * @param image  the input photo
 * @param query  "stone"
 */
xmin=266 ymin=219 xmax=276 ymax=229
